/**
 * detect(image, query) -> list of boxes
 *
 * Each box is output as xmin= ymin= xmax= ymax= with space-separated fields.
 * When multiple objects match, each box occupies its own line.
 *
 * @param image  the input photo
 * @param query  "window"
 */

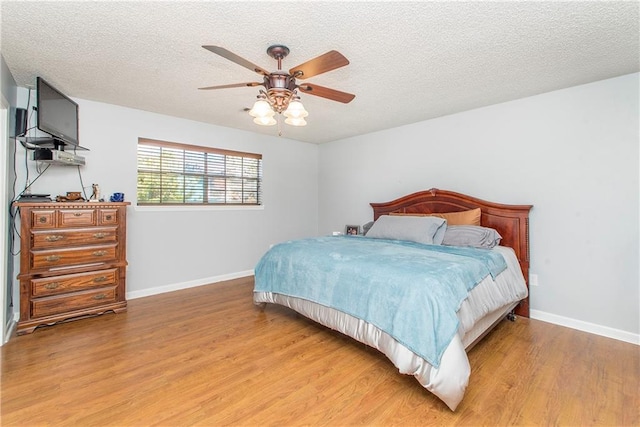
xmin=137 ymin=138 xmax=262 ymax=206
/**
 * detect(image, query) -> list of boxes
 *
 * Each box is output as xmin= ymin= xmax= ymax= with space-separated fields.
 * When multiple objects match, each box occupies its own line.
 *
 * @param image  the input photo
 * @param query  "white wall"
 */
xmin=1 ymin=93 xmax=10 ymax=344
xmin=13 ymin=95 xmax=318 ymax=300
xmin=1 ymin=55 xmax=19 ymax=345
xmin=318 ymin=73 xmax=639 ymax=338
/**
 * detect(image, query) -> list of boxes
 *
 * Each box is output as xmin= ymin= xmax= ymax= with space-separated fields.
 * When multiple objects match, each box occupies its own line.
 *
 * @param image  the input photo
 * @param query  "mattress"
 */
xmin=253 ymin=245 xmax=527 ymax=410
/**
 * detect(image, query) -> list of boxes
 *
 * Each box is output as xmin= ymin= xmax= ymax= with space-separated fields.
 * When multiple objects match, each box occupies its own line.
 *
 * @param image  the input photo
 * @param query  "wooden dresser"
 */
xmin=14 ymin=201 xmax=129 ymax=334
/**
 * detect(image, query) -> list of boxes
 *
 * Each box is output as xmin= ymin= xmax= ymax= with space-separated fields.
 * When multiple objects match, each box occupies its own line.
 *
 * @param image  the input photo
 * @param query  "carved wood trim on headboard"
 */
xmin=370 ymin=188 xmax=533 ymax=317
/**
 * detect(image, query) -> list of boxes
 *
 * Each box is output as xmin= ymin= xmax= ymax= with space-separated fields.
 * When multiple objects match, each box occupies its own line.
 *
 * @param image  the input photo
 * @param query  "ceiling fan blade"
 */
xmin=198 ymin=82 xmax=263 ymax=90
xmin=289 ymin=50 xmax=349 ymax=79
xmin=202 ymin=46 xmax=270 ymax=76
xmin=298 ymin=83 xmax=355 ymax=104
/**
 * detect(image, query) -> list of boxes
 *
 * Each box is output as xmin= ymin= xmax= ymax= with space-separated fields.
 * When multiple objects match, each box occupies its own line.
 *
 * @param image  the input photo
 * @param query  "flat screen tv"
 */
xmin=36 ymin=77 xmax=79 ymax=147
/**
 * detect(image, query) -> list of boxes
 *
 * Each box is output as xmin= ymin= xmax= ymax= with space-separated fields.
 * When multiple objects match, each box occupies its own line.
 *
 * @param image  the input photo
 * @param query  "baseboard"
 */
xmin=126 ymin=270 xmax=254 ymax=300
xmin=530 ymin=309 xmax=639 ymax=345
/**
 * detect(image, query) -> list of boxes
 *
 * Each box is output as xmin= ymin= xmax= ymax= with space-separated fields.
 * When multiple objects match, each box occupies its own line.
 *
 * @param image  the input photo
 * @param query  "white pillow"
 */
xmin=366 ymin=215 xmax=447 ymax=245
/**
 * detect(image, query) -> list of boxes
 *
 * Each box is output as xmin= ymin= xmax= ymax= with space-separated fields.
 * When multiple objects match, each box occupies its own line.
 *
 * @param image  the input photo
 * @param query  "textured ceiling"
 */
xmin=1 ymin=1 xmax=638 ymax=144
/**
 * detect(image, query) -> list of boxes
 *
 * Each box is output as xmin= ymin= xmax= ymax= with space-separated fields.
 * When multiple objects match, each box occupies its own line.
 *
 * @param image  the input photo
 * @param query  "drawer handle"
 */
xmin=39 ymin=216 xmax=47 ymax=223
xmin=45 ymin=235 xmax=64 ymax=242
xmin=73 ymin=213 xmax=83 ymax=217
xmin=93 ymin=294 xmax=107 ymax=300
xmin=105 ymin=215 xmax=113 ymax=221
xmin=92 ymin=250 xmax=108 ymax=257
xmin=44 ymin=282 xmax=60 ymax=290
xmin=93 ymin=276 xmax=108 ymax=283
xmin=93 ymin=233 xmax=106 ymax=239
xmin=45 ymin=255 xmax=61 ymax=262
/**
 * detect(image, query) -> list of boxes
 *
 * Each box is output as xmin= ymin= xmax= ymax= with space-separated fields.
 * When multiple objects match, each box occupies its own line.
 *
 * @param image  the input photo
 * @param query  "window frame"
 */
xmin=136 ymin=137 xmax=263 ymax=207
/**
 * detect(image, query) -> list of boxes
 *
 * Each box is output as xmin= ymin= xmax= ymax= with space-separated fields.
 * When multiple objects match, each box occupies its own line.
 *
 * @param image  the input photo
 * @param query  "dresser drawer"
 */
xmin=31 ymin=210 xmax=56 ymax=229
xmin=32 ymin=227 xmax=118 ymax=249
xmin=31 ymin=269 xmax=118 ymax=297
xmin=99 ymin=209 xmax=119 ymax=225
xmin=58 ymin=209 xmax=97 ymax=227
xmin=31 ymin=244 xmax=118 ymax=269
xmin=31 ymin=287 xmax=117 ymax=318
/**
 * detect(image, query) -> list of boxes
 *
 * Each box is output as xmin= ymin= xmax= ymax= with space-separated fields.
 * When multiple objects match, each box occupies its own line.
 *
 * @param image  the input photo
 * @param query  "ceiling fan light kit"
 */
xmin=200 ymin=44 xmax=355 ymax=129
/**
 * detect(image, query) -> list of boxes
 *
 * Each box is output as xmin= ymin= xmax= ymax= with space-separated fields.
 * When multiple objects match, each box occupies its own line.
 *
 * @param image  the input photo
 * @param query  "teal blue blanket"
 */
xmin=254 ymin=236 xmax=507 ymax=368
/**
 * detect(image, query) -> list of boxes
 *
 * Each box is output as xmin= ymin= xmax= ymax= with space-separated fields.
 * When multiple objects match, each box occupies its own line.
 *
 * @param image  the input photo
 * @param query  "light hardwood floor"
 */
xmin=1 ymin=277 xmax=638 ymax=426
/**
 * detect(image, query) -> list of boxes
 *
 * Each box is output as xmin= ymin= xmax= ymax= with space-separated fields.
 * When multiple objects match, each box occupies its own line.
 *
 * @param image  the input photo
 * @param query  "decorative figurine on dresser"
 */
xmin=13 ymin=201 xmax=129 ymax=334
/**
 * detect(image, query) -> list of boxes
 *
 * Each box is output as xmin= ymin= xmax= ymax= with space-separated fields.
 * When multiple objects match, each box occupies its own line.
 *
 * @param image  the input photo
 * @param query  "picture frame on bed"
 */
xmin=345 ymin=225 xmax=360 ymax=235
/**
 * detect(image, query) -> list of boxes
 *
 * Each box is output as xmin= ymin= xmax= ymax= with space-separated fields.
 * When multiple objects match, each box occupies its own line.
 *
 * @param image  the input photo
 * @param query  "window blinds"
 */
xmin=137 ymin=138 xmax=262 ymax=206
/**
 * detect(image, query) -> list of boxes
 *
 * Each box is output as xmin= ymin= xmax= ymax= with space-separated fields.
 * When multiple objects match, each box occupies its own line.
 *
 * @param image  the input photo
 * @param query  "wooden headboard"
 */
xmin=370 ymin=188 xmax=533 ymax=317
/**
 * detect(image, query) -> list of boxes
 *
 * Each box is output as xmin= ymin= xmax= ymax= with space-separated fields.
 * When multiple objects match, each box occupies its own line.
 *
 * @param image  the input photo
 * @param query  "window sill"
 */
xmin=135 ymin=204 xmax=265 ymax=212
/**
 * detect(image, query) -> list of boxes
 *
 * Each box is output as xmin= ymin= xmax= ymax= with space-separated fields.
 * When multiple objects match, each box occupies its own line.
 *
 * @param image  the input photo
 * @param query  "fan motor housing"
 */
xmin=265 ymin=71 xmax=296 ymax=91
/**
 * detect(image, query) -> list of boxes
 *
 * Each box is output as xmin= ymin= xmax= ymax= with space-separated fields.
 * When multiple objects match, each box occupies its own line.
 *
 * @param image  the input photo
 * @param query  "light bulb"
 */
xmin=285 ymin=116 xmax=307 ymax=126
xmin=283 ymin=99 xmax=308 ymax=119
xmin=253 ymin=116 xmax=277 ymax=126
xmin=249 ymin=99 xmax=275 ymax=118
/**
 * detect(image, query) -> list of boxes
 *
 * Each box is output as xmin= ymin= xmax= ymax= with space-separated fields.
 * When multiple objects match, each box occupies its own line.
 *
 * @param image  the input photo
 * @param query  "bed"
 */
xmin=253 ymin=188 xmax=532 ymax=410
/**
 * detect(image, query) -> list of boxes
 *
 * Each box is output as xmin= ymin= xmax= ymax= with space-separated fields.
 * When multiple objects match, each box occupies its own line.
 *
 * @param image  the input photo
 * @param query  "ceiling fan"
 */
xmin=199 ymin=45 xmax=355 ymax=126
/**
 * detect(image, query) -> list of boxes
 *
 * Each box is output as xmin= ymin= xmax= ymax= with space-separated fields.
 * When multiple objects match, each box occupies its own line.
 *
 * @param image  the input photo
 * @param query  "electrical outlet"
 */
xmin=530 ymin=273 xmax=539 ymax=286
